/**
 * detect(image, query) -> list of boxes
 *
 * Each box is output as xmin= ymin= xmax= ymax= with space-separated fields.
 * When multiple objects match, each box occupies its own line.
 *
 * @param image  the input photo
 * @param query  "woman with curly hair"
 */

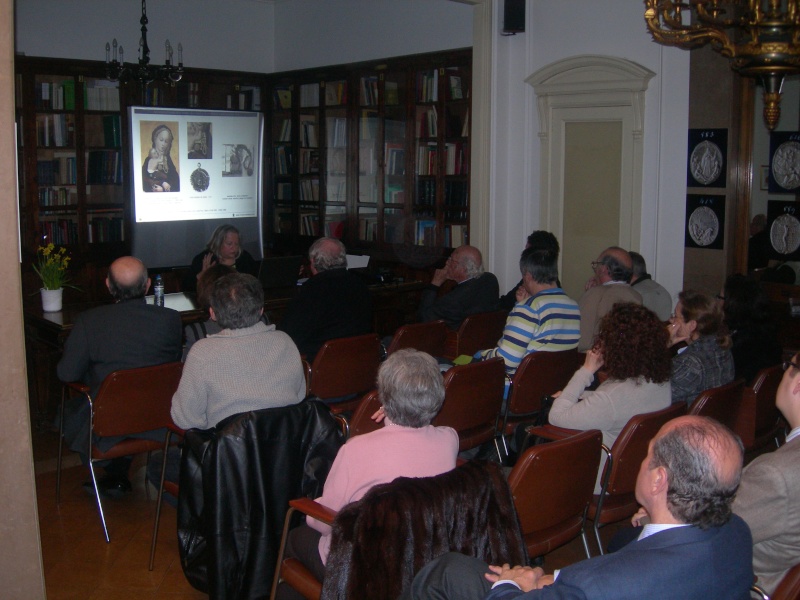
xmin=669 ymin=289 xmax=734 ymax=405
xmin=549 ymin=302 xmax=672 ymax=492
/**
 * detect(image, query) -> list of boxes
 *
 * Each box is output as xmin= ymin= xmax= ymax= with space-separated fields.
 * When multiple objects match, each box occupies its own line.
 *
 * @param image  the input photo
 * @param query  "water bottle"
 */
xmin=154 ymin=274 xmax=165 ymax=307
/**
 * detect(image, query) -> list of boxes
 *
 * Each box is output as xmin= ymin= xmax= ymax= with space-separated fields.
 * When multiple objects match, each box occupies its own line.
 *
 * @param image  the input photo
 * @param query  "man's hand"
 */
xmin=485 ymin=564 xmax=544 ymax=593
xmin=515 ymin=286 xmax=531 ymax=304
xmin=631 ymin=506 xmax=650 ymax=527
xmin=584 ymin=277 xmax=599 ymax=291
xmin=536 ymin=575 xmax=555 ymax=589
xmin=431 ymin=267 xmax=449 ymax=287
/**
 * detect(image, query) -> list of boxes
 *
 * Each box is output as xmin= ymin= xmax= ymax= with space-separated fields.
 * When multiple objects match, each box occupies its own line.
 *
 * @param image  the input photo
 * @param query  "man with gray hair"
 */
xmin=419 ymin=245 xmax=499 ymax=329
xmin=629 ymin=251 xmax=672 ymax=321
xmin=278 ymin=237 xmax=372 ymax=361
xmin=577 ymin=246 xmax=642 ymax=351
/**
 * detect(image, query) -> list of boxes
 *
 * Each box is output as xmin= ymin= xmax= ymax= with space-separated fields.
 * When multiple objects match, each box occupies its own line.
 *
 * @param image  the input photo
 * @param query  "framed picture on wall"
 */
xmin=685 ymin=194 xmax=725 ymax=249
xmin=768 ymin=131 xmax=800 ymax=193
xmin=766 ymin=200 xmax=800 ymax=260
xmin=760 ymin=165 xmax=770 ymax=191
xmin=687 ymin=128 xmax=727 ymax=188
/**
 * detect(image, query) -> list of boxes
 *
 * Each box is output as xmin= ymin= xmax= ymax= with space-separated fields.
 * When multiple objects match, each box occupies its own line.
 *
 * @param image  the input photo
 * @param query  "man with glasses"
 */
xmin=577 ymin=246 xmax=642 ymax=351
xmin=732 ymin=356 xmax=800 ymax=596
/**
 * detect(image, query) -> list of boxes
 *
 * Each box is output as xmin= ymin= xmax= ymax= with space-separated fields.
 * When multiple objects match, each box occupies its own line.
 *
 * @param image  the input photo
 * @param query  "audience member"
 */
xmin=402 ymin=415 xmax=753 ymax=600
xmin=171 ymin=273 xmax=305 ymax=430
xmin=275 ymin=349 xmax=458 ymax=600
xmin=733 ymin=354 xmax=800 ymax=596
xmin=629 ymin=251 xmax=672 ymax=321
xmin=748 ymin=213 xmax=770 ymax=271
xmin=549 ymin=303 xmax=671 ymax=492
xmin=418 ymin=245 xmax=499 ymax=329
xmin=182 ymin=263 xmax=235 ymax=360
xmin=669 ymin=289 xmax=734 ymax=406
xmin=183 ymin=224 xmax=258 ymax=292
xmin=577 ymin=246 xmax=642 ymax=351
xmin=278 ymin=237 xmax=372 ymax=362
xmin=496 ymin=231 xmax=560 ymax=311
xmin=476 ymin=246 xmax=579 ymax=395
xmin=57 ymin=256 xmax=182 ymax=497
xmin=721 ymin=274 xmax=782 ymax=383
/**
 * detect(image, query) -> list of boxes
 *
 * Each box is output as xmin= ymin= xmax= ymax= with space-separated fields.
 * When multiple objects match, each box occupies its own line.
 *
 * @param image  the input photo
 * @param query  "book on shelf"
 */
xmin=299 ymin=149 xmax=320 ymax=173
xmin=87 ymin=212 xmax=125 ymax=243
xmin=300 ymin=211 xmax=320 ymax=236
xmin=385 ymin=81 xmax=400 ymax=106
xmin=360 ymin=110 xmax=378 ymax=140
xmin=360 ymin=75 xmax=379 ymax=105
xmin=416 ymin=178 xmax=436 ymax=206
xmin=445 ymin=180 xmax=469 ymax=205
xmin=275 ymin=88 xmax=292 ymax=110
xmin=39 ymin=215 xmax=79 ymax=245
xmin=275 ymin=146 xmax=292 ymax=175
xmin=85 ymin=79 xmax=120 ymax=111
xmin=300 ymin=83 xmax=320 ymax=108
xmin=449 ymin=75 xmax=463 ymax=100
xmin=276 ymin=182 xmax=292 ymax=201
xmin=417 ymin=143 xmax=438 ymax=176
xmin=415 ymin=106 xmax=437 ymax=138
xmin=326 ymin=117 xmax=347 ymax=147
xmin=299 ymin=178 xmax=320 ymax=202
xmin=444 ymin=224 xmax=467 ymax=248
xmin=299 ymin=115 xmax=318 ymax=147
xmin=325 ymin=81 xmax=347 ymax=106
xmin=278 ymin=119 xmax=292 ymax=142
xmin=416 ymin=70 xmax=439 ymax=103
xmin=462 ymin=108 xmax=470 ymax=137
xmin=240 ymin=85 xmax=261 ymax=110
xmin=445 ymin=142 xmax=467 ymax=175
xmin=385 ymin=142 xmax=405 ymax=176
xmin=385 ymin=183 xmax=405 ymax=204
xmin=415 ymin=219 xmax=437 ymax=246
xmin=358 ymin=212 xmax=378 ymax=241
xmin=274 ymin=211 xmax=293 ymax=234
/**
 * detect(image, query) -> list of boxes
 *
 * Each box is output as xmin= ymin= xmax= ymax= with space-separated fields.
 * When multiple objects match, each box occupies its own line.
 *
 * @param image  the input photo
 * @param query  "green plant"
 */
xmin=33 ymin=243 xmax=75 ymax=290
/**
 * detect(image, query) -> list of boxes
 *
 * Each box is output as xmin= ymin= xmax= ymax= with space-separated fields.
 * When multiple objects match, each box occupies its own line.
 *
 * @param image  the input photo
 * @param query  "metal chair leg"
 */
xmin=89 ymin=460 xmax=110 ymax=543
xmin=593 ymin=520 xmax=603 ymax=555
xmin=580 ymin=530 xmax=592 ymax=559
xmin=149 ymin=430 xmax=172 ymax=571
xmin=56 ymin=386 xmax=66 ymax=504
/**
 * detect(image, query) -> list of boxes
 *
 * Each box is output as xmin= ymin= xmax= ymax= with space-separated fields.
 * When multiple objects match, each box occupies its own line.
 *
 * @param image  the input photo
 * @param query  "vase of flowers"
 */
xmin=33 ymin=244 xmax=73 ymax=312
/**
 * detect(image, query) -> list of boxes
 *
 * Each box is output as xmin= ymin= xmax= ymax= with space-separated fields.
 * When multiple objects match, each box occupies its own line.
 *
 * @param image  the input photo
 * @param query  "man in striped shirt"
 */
xmin=477 ymin=246 xmax=580 ymax=394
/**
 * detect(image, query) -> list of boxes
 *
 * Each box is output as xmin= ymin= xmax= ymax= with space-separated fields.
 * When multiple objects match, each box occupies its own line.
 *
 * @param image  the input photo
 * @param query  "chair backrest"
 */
xmin=387 ymin=320 xmax=448 ymax=357
xmin=308 ymin=334 xmax=382 ymax=399
xmin=507 ymin=348 xmax=582 ymax=415
xmin=508 ymin=429 xmax=603 ymax=557
xmin=603 ymin=402 xmax=688 ymax=496
xmin=92 ymin=362 xmax=183 ymax=438
xmin=749 ymin=364 xmax=783 ymax=437
xmin=688 ymin=379 xmax=747 ymax=438
xmin=348 ymin=389 xmax=383 ymax=437
xmin=455 ymin=310 xmax=508 ymax=357
xmin=433 ymin=357 xmax=505 ymax=450
xmin=773 ymin=562 xmax=800 ymax=600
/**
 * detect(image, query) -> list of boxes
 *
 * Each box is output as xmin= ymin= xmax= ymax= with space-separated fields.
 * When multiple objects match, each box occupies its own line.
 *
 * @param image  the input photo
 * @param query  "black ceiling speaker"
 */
xmin=502 ymin=0 xmax=525 ymax=35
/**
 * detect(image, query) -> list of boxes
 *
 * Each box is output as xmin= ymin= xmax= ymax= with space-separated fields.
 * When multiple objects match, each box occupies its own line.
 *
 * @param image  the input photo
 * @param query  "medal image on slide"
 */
xmin=223 ymin=144 xmax=254 ymax=177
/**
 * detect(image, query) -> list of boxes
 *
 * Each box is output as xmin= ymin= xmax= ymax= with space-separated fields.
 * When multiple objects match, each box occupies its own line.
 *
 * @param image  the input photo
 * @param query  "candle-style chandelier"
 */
xmin=104 ymin=0 xmax=183 ymax=88
xmin=644 ymin=0 xmax=800 ymax=130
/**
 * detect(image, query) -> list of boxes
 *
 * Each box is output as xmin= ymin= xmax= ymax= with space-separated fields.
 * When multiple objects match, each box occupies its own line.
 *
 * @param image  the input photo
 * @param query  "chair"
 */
xmin=270 ymin=460 xmax=527 ymax=600
xmin=433 ymin=357 xmax=505 ymax=456
xmin=386 ymin=319 xmax=448 ymax=356
xmin=689 ymin=379 xmax=747 ymax=440
xmin=753 ymin=562 xmax=800 ymax=600
xmin=443 ymin=309 xmax=508 ymax=359
xmin=308 ymin=333 xmax=382 ymax=413
xmin=56 ymin=361 xmax=183 ymax=542
xmin=738 ymin=364 xmax=784 ymax=452
xmin=346 ymin=389 xmax=383 ymax=438
xmin=148 ymin=422 xmax=185 ymax=571
xmin=508 ymin=429 xmax=603 ymax=560
xmin=497 ymin=348 xmax=582 ymax=454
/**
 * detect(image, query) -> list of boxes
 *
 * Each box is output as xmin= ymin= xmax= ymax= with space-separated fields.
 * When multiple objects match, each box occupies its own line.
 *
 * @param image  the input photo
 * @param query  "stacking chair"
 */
xmin=385 ymin=319 xmax=448 ymax=357
xmin=308 ymin=333 xmax=382 ymax=414
xmin=148 ymin=422 xmax=185 ymax=570
xmin=57 ymin=361 xmax=183 ymax=542
xmin=346 ymin=389 xmax=383 ymax=438
xmin=739 ymin=364 xmax=784 ymax=452
xmin=689 ymin=379 xmax=747 ymax=440
xmin=752 ymin=562 xmax=800 ymax=600
xmin=432 ymin=357 xmax=505 ymax=457
xmin=508 ymin=429 xmax=603 ymax=560
xmin=443 ymin=309 xmax=508 ymax=359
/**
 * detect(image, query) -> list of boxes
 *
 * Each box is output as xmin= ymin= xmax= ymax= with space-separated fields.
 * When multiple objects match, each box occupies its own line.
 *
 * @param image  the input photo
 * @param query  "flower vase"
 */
xmin=41 ymin=287 xmax=63 ymax=312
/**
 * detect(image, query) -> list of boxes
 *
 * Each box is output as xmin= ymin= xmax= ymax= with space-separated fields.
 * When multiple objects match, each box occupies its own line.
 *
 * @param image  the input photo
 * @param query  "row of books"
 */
xmin=444 ymin=224 xmax=468 ymax=248
xmin=300 ymin=83 xmax=320 ymax=108
xmin=417 ymin=70 xmax=439 ymax=103
xmin=299 ymin=178 xmax=320 ymax=202
xmin=36 ymin=80 xmax=118 ymax=111
xmin=87 ymin=215 xmax=125 ymax=242
xmin=360 ymin=110 xmax=379 ymax=140
xmin=327 ymin=117 xmax=347 ymax=147
xmin=360 ymin=75 xmax=379 ymax=106
xmin=445 ymin=142 xmax=468 ymax=175
xmin=94 ymin=115 xmax=121 ymax=147
xmin=416 ymin=106 xmax=437 ymax=138
xmin=417 ymin=178 xmax=437 ymax=206
xmin=226 ymin=87 xmax=261 ymax=111
xmin=276 ymin=182 xmax=292 ymax=201
xmin=358 ymin=215 xmax=378 ymax=241
xmin=277 ymin=119 xmax=292 ymax=142
xmin=385 ymin=183 xmax=405 ymax=204
xmin=36 ymin=114 xmax=75 ymax=147
xmin=415 ymin=218 xmax=437 ymax=246
xmin=275 ymin=146 xmax=293 ymax=175
xmin=417 ymin=143 xmax=439 ymax=175
xmin=86 ymin=150 xmax=123 ymax=184
xmin=179 ymin=82 xmax=201 ymax=108
xmin=445 ymin=180 xmax=469 ymax=206
xmin=445 ymin=108 xmax=470 ymax=138
xmin=325 ymin=81 xmax=347 ymax=106
xmin=85 ymin=80 xmax=120 ymax=111
xmin=300 ymin=212 xmax=320 ymax=236
xmin=38 ymin=186 xmax=76 ymax=207
xmin=39 ymin=217 xmax=79 ymax=245
xmin=444 ymin=209 xmax=469 ymax=222
xmin=37 ymin=156 xmax=76 ymax=186
xmin=385 ymin=143 xmax=405 ymax=175
xmin=300 ymin=115 xmax=318 ymax=147
xmin=299 ymin=149 xmax=320 ymax=174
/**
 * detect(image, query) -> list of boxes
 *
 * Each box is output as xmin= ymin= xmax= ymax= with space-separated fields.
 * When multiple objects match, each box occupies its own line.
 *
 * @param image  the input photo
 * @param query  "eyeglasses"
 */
xmin=590 ymin=261 xmax=604 ymax=270
xmin=782 ymin=360 xmax=800 ymax=372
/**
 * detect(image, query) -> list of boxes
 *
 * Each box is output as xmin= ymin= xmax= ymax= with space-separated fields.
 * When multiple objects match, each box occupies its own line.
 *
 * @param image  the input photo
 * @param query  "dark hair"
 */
xmin=196 ymin=263 xmax=236 ymax=313
xmin=107 ymin=264 xmax=148 ymax=301
xmin=678 ymin=289 xmax=731 ymax=348
xmin=650 ymin=418 xmax=743 ymax=529
xmin=600 ymin=247 xmax=633 ymax=283
xmin=594 ymin=303 xmax=671 ymax=383
xmin=723 ymin=274 xmax=775 ymax=333
xmin=378 ymin=349 xmax=445 ymax=428
xmin=527 ymin=230 xmax=560 ymax=257
xmin=209 ymin=273 xmax=264 ymax=330
xmin=629 ymin=251 xmax=647 ymax=278
xmin=519 ymin=247 xmax=558 ymax=284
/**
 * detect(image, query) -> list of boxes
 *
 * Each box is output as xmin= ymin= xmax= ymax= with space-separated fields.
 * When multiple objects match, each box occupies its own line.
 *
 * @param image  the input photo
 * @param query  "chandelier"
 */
xmin=644 ymin=0 xmax=800 ymax=130
xmin=104 ymin=0 xmax=183 ymax=88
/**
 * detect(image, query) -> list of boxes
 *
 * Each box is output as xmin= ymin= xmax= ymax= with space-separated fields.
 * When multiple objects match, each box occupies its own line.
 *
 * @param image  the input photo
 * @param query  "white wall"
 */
xmin=487 ymin=0 xmax=689 ymax=301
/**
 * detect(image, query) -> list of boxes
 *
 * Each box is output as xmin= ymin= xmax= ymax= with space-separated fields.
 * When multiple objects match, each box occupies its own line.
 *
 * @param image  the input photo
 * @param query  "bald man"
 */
xmin=403 ymin=415 xmax=753 ymax=600
xmin=57 ymin=256 xmax=182 ymax=496
xmin=418 ymin=245 xmax=499 ymax=330
xmin=577 ymin=246 xmax=642 ymax=351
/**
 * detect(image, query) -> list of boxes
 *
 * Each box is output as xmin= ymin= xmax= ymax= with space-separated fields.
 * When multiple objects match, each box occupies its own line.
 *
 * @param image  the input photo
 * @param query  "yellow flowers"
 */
xmin=34 ymin=243 xmax=73 ymax=290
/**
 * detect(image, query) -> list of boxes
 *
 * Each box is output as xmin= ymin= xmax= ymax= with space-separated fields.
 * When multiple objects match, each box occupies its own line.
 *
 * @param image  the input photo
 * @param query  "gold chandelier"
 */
xmin=644 ymin=0 xmax=800 ymax=130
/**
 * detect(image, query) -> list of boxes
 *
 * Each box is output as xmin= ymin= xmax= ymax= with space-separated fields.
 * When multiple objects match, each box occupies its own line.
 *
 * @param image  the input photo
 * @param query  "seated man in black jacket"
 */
xmin=278 ymin=237 xmax=372 ymax=362
xmin=418 ymin=245 xmax=499 ymax=330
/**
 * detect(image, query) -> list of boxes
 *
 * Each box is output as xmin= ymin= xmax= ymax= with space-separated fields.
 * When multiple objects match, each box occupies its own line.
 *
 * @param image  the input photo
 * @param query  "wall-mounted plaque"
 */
xmin=768 ymin=132 xmax=800 ymax=193
xmin=767 ymin=200 xmax=800 ymax=259
xmin=685 ymin=194 xmax=725 ymax=249
xmin=687 ymin=129 xmax=727 ymax=188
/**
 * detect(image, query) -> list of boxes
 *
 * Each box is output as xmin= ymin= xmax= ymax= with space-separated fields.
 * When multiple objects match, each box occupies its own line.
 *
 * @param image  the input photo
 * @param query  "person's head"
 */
xmin=308 ymin=237 xmax=347 ymax=274
xmin=196 ymin=263 xmax=236 ymax=312
xmin=208 ymin=273 xmax=264 ymax=330
xmin=635 ymin=415 xmax=743 ymax=529
xmin=592 ymin=246 xmax=633 ymax=284
xmin=594 ymin=303 xmax=671 ymax=383
xmin=750 ymin=213 xmax=767 ymax=236
xmin=672 ymin=289 xmax=730 ymax=347
xmin=151 ymin=124 xmax=174 ymax=155
xmin=377 ymin=349 xmax=445 ymax=428
xmin=526 ymin=230 xmax=560 ymax=257
xmin=519 ymin=246 xmax=559 ymax=291
xmin=206 ymin=225 xmax=242 ymax=261
xmin=629 ymin=251 xmax=648 ymax=282
xmin=106 ymin=256 xmax=149 ymax=301
xmin=776 ymin=354 xmax=800 ymax=429
xmin=722 ymin=274 xmax=773 ymax=331
xmin=447 ymin=245 xmax=484 ymax=281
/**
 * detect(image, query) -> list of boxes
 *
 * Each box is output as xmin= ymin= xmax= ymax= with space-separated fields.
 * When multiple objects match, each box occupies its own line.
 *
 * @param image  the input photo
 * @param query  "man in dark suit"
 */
xmin=57 ymin=256 xmax=182 ymax=496
xmin=418 ymin=245 xmax=499 ymax=329
xmin=278 ymin=237 xmax=372 ymax=362
xmin=402 ymin=415 xmax=753 ymax=600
